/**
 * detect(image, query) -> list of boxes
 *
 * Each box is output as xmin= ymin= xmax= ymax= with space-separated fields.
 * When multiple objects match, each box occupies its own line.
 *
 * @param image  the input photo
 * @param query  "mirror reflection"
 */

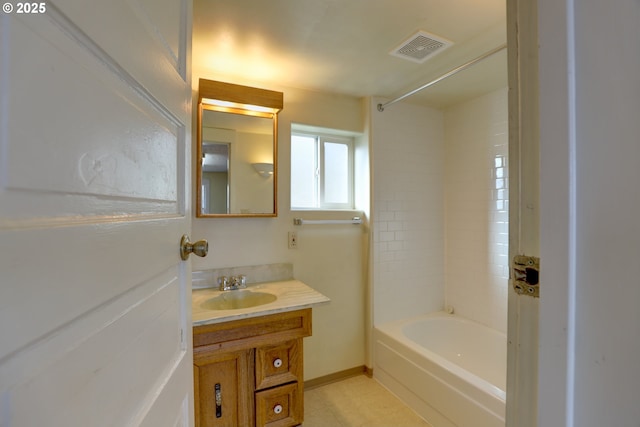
xmin=196 ymin=79 xmax=282 ymax=217
xmin=200 ymin=109 xmax=274 ymax=215
xmin=200 ymin=141 xmax=229 ymax=214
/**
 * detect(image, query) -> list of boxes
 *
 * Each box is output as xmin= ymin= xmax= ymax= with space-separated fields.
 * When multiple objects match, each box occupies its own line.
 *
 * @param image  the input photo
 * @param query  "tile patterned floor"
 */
xmin=303 ymin=375 xmax=432 ymax=427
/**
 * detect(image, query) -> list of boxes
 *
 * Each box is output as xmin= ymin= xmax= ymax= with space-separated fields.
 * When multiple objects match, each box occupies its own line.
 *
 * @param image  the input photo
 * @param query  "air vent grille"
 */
xmin=391 ymin=31 xmax=453 ymax=63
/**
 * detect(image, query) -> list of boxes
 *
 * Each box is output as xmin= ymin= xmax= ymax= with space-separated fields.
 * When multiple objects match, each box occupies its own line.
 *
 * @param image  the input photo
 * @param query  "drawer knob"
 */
xmin=273 ymin=404 xmax=283 ymax=414
xmin=273 ymin=358 xmax=283 ymax=368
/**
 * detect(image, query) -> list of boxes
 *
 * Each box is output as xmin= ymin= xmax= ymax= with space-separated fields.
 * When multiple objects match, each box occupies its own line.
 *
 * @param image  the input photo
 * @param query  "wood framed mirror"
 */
xmin=196 ymin=79 xmax=282 ymax=217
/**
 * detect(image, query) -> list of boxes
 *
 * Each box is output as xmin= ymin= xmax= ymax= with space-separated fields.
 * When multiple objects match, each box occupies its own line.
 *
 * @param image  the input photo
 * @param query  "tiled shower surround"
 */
xmin=371 ymin=87 xmax=508 ymax=332
xmin=371 ymin=98 xmax=445 ymax=326
xmin=444 ymin=88 xmax=509 ymax=333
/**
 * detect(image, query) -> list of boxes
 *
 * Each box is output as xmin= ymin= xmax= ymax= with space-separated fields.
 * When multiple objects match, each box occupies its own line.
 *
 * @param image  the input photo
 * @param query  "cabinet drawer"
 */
xmin=193 ymin=309 xmax=311 ymax=350
xmin=255 ymin=339 xmax=302 ymax=390
xmin=255 ymin=382 xmax=302 ymax=427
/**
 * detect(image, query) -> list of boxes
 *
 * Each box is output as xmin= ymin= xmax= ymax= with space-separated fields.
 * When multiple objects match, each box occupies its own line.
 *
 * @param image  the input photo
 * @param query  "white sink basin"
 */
xmin=201 ymin=290 xmax=278 ymax=310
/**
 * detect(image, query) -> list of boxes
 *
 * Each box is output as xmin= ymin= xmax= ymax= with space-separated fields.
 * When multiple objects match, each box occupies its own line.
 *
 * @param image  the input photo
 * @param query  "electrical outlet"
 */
xmin=288 ymin=231 xmax=298 ymax=249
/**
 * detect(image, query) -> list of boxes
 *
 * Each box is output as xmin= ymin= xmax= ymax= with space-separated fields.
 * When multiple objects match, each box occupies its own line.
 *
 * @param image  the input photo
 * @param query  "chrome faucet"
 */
xmin=218 ymin=275 xmax=247 ymax=291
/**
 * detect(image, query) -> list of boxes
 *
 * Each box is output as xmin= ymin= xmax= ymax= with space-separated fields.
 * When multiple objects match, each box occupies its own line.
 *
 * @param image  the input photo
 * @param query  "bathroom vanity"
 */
xmin=192 ymin=280 xmax=329 ymax=427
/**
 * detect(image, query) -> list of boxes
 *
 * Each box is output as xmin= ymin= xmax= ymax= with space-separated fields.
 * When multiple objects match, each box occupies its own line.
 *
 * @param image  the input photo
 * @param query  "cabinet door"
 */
xmin=194 ymin=349 xmax=254 ymax=427
xmin=255 ymin=339 xmax=303 ymax=390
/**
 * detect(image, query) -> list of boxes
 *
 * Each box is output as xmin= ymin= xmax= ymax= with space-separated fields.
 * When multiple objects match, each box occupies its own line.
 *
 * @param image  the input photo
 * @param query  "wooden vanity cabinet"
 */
xmin=193 ymin=309 xmax=311 ymax=427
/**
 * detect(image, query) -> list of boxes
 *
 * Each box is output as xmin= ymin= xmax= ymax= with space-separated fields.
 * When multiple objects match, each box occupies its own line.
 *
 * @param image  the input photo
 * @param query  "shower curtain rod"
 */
xmin=377 ymin=43 xmax=507 ymax=112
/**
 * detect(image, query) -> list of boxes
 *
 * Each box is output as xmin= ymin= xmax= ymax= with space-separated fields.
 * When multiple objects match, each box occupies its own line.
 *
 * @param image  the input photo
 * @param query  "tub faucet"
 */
xmin=218 ymin=275 xmax=247 ymax=291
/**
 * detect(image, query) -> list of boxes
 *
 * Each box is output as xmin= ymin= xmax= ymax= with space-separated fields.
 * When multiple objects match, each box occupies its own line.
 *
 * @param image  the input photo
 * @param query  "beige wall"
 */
xmin=192 ymin=75 xmax=368 ymax=380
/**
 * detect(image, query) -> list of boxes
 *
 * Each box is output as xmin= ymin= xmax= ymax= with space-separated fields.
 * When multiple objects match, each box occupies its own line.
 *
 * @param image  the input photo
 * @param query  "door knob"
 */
xmin=180 ymin=235 xmax=208 ymax=260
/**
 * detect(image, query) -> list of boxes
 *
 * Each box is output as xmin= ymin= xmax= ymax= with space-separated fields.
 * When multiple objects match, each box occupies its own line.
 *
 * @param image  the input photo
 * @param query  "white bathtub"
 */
xmin=374 ymin=312 xmax=506 ymax=427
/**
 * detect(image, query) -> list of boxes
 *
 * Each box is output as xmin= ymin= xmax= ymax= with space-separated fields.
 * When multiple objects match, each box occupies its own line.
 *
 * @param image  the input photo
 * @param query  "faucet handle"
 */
xmin=218 ymin=275 xmax=247 ymax=290
xmin=228 ymin=275 xmax=247 ymax=288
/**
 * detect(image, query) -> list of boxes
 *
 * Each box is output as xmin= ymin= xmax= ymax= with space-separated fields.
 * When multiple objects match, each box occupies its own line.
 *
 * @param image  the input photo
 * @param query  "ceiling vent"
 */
xmin=390 ymin=30 xmax=453 ymax=63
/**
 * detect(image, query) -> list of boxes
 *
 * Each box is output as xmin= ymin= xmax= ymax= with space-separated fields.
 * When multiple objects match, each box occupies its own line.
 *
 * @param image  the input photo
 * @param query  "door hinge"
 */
xmin=511 ymin=255 xmax=540 ymax=297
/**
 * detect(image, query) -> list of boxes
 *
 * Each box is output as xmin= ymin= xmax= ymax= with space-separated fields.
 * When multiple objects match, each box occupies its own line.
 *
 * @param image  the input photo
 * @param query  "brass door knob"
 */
xmin=180 ymin=235 xmax=209 ymax=260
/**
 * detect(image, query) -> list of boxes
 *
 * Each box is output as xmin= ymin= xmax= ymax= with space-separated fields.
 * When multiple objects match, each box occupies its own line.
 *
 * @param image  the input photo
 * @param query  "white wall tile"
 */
xmin=371 ymin=98 xmax=445 ymax=326
xmin=444 ymin=87 xmax=509 ymax=332
xmin=371 ymin=89 xmax=508 ymax=332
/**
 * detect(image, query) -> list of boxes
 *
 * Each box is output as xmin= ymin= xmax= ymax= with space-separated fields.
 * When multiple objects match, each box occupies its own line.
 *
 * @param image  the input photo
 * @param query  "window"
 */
xmin=291 ymin=131 xmax=354 ymax=209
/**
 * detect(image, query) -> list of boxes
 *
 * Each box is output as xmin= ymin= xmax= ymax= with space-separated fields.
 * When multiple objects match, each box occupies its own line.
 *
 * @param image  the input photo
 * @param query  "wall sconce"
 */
xmin=252 ymin=162 xmax=274 ymax=178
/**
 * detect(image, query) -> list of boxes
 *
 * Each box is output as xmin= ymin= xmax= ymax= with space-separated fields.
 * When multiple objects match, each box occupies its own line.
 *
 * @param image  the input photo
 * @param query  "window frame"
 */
xmin=291 ymin=130 xmax=354 ymax=210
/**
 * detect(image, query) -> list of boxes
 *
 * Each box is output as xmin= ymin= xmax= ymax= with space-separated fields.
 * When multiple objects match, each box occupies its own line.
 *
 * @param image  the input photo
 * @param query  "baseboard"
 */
xmin=364 ymin=365 xmax=373 ymax=377
xmin=304 ymin=365 xmax=372 ymax=390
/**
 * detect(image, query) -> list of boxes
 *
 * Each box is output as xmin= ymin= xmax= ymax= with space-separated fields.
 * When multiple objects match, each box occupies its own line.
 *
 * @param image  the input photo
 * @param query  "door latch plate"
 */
xmin=511 ymin=255 xmax=540 ymax=297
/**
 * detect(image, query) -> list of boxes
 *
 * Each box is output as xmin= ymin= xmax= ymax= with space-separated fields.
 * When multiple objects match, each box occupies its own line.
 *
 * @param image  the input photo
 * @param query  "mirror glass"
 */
xmin=196 ymin=79 xmax=281 ymax=217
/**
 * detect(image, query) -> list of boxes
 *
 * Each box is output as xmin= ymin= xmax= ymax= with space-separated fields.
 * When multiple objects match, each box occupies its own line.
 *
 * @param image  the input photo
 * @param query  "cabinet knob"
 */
xmin=273 ymin=358 xmax=283 ymax=368
xmin=273 ymin=404 xmax=283 ymax=414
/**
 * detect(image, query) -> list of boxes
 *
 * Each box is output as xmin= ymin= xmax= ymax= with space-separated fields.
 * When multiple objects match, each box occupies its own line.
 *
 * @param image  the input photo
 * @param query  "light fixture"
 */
xmin=199 ymin=80 xmax=283 ymax=115
xmin=201 ymin=98 xmax=280 ymax=114
xmin=252 ymin=162 xmax=273 ymax=178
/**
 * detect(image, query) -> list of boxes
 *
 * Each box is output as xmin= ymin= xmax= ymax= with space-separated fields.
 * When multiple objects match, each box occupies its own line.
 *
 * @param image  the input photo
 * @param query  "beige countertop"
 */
xmin=192 ymin=279 xmax=331 ymax=327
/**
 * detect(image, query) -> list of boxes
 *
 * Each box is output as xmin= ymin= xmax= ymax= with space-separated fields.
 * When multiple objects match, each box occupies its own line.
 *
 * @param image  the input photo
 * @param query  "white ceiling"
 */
xmin=193 ymin=0 xmax=507 ymax=109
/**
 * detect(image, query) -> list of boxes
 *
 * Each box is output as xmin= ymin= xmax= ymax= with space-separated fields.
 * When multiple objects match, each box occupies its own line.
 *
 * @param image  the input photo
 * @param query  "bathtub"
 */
xmin=373 ymin=312 xmax=506 ymax=427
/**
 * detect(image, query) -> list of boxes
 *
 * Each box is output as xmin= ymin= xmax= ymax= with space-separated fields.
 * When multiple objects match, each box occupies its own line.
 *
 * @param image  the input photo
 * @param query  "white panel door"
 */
xmin=0 ymin=0 xmax=194 ymax=426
